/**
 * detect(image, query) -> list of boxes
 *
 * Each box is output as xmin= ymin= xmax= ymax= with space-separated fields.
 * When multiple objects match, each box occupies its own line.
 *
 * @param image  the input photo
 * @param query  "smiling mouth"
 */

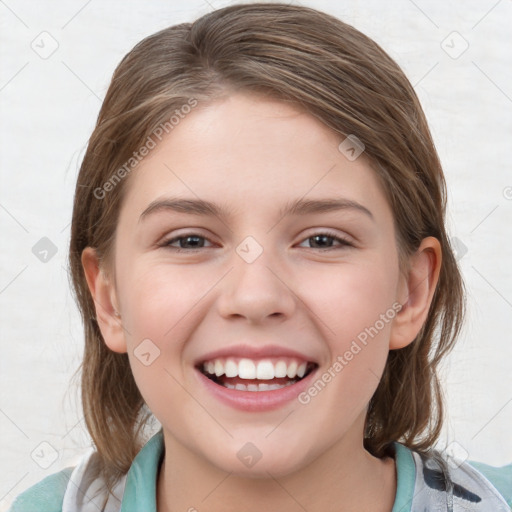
xmin=196 ymin=359 xmax=318 ymax=392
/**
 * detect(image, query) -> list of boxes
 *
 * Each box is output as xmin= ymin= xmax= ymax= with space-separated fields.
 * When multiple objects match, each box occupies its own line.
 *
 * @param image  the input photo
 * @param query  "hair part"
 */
xmin=68 ymin=2 xmax=466 ymax=505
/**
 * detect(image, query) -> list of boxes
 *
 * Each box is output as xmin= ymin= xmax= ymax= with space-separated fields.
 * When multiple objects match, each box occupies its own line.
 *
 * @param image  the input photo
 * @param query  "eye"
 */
xmin=160 ymin=233 xmax=214 ymax=252
xmin=159 ymin=230 xmax=353 ymax=253
xmin=297 ymin=231 xmax=353 ymax=250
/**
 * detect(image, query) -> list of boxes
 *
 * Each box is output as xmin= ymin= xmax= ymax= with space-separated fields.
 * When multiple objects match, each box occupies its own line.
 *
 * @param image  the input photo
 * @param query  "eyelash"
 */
xmin=159 ymin=230 xmax=353 ymax=253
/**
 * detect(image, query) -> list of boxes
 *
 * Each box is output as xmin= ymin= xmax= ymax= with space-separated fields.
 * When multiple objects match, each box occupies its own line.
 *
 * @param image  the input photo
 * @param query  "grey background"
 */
xmin=1 ymin=0 xmax=511 ymax=507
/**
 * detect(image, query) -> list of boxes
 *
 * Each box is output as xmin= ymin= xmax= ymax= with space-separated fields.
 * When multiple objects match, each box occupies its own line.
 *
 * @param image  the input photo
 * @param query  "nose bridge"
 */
xmin=216 ymin=234 xmax=296 ymax=323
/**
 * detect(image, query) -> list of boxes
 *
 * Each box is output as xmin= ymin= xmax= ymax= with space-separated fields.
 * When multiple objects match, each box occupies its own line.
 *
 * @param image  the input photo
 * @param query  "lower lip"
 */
xmin=195 ymin=367 xmax=318 ymax=412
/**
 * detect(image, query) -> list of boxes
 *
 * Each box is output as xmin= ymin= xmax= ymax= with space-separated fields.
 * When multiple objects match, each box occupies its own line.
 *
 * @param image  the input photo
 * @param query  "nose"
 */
xmin=215 ymin=245 xmax=297 ymax=324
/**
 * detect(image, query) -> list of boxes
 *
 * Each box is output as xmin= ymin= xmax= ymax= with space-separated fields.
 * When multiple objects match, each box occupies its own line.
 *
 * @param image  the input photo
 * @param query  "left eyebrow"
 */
xmin=138 ymin=196 xmax=374 ymax=223
xmin=278 ymin=197 xmax=374 ymax=221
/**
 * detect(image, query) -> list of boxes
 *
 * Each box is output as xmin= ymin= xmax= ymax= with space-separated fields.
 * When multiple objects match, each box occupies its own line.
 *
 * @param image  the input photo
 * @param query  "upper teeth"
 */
xmin=202 ymin=358 xmax=309 ymax=380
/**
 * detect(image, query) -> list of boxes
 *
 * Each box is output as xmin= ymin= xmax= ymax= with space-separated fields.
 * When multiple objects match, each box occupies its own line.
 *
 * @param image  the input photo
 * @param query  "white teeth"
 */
xmin=201 ymin=357 xmax=312 ymax=381
xmin=238 ymin=359 xmax=256 ymax=379
xmin=274 ymin=360 xmax=288 ymax=378
xmin=256 ymin=360 xmax=275 ymax=380
xmin=297 ymin=362 xmax=307 ymax=378
xmin=224 ymin=358 xmax=238 ymax=378
xmin=214 ymin=360 xmax=224 ymax=377
xmin=224 ymin=381 xmax=296 ymax=391
xmin=286 ymin=361 xmax=298 ymax=378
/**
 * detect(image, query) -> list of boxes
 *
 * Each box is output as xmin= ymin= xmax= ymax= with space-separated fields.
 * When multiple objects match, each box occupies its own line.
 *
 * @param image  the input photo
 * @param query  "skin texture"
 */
xmin=82 ymin=92 xmax=442 ymax=512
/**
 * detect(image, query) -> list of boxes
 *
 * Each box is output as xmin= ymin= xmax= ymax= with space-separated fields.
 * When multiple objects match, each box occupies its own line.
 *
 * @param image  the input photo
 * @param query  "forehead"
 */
xmin=118 ymin=93 xmax=392 ymax=226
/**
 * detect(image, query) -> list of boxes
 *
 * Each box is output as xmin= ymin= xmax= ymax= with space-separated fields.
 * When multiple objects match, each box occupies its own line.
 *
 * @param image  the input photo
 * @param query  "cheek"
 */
xmin=118 ymin=262 xmax=209 ymax=414
xmin=299 ymin=258 xmax=398 ymax=345
xmin=118 ymin=260 xmax=209 ymax=338
xmin=291 ymin=263 xmax=399 ymax=440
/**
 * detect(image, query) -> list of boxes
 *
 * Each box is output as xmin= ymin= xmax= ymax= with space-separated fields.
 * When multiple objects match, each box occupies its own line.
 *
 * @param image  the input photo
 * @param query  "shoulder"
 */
xmin=393 ymin=441 xmax=512 ymax=511
xmin=8 ymin=429 xmax=163 ymax=512
xmin=466 ymin=459 xmax=512 ymax=508
xmin=411 ymin=447 xmax=512 ymax=511
xmin=8 ymin=466 xmax=74 ymax=512
xmin=8 ymin=448 xmax=126 ymax=512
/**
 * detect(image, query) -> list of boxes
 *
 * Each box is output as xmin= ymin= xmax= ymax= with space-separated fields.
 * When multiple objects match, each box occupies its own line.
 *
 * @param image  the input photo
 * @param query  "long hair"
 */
xmin=68 ymin=2 xmax=466 ymax=503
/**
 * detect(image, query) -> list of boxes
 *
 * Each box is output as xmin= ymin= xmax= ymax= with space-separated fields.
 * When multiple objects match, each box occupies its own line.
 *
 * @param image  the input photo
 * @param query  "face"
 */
xmin=86 ymin=92 xmax=432 ymax=478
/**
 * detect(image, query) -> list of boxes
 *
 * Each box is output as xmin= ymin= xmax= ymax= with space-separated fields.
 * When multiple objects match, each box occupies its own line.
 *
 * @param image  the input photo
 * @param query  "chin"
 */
xmin=205 ymin=441 xmax=310 ymax=479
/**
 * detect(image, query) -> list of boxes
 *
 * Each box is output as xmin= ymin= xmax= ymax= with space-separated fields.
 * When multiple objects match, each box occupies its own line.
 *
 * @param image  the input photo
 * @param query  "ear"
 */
xmin=389 ymin=236 xmax=442 ymax=350
xmin=81 ymin=247 xmax=127 ymax=353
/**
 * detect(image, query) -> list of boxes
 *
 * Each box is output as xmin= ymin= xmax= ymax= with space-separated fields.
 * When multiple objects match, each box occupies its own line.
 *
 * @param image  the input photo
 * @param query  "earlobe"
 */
xmin=389 ymin=237 xmax=442 ymax=350
xmin=81 ymin=247 xmax=127 ymax=354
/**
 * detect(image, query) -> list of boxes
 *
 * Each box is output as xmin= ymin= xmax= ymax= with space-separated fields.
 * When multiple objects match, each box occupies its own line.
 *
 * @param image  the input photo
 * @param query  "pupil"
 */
xmin=182 ymin=236 xmax=203 ymax=248
xmin=311 ymin=234 xmax=332 ymax=248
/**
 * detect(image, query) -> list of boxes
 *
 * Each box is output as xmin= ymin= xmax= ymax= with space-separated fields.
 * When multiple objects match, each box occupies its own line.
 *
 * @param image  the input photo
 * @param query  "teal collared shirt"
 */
xmin=120 ymin=429 xmax=164 ymax=511
xmin=8 ymin=429 xmax=512 ymax=511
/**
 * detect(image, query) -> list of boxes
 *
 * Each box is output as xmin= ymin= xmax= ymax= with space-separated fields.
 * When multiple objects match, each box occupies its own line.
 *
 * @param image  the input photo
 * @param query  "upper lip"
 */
xmin=195 ymin=344 xmax=319 ymax=366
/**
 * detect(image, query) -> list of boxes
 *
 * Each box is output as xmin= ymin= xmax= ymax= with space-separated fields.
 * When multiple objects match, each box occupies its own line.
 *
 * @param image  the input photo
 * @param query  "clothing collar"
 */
xmin=119 ymin=429 xmax=164 ymax=512
xmin=392 ymin=441 xmax=416 ymax=512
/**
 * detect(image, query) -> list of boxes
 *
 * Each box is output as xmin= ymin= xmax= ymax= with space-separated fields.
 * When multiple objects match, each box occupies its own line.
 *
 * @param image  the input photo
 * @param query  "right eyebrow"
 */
xmin=139 ymin=197 xmax=235 ymax=223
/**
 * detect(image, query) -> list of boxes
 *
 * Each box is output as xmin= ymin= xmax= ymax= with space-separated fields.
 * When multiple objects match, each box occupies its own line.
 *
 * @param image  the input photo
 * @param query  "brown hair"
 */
xmin=68 ymin=1 xmax=466 ymax=503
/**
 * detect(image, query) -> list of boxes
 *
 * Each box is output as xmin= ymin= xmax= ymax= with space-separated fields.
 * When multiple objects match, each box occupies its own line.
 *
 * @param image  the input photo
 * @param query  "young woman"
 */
xmin=9 ymin=3 xmax=511 ymax=511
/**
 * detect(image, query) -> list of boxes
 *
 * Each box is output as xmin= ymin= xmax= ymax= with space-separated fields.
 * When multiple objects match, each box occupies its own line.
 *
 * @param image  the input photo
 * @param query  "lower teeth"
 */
xmin=222 ymin=380 xmax=297 ymax=391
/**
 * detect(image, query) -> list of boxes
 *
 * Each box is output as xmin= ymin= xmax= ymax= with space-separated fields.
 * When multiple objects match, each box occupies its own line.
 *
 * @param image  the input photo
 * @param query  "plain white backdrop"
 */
xmin=1 ymin=0 xmax=511 ymax=508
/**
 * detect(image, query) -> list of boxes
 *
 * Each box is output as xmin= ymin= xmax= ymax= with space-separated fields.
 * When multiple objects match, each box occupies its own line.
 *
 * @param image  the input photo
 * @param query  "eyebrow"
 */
xmin=138 ymin=197 xmax=374 ymax=223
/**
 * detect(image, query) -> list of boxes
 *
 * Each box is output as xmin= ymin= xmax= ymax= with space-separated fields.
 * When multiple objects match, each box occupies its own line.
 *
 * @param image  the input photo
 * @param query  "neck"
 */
xmin=156 ymin=414 xmax=397 ymax=512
